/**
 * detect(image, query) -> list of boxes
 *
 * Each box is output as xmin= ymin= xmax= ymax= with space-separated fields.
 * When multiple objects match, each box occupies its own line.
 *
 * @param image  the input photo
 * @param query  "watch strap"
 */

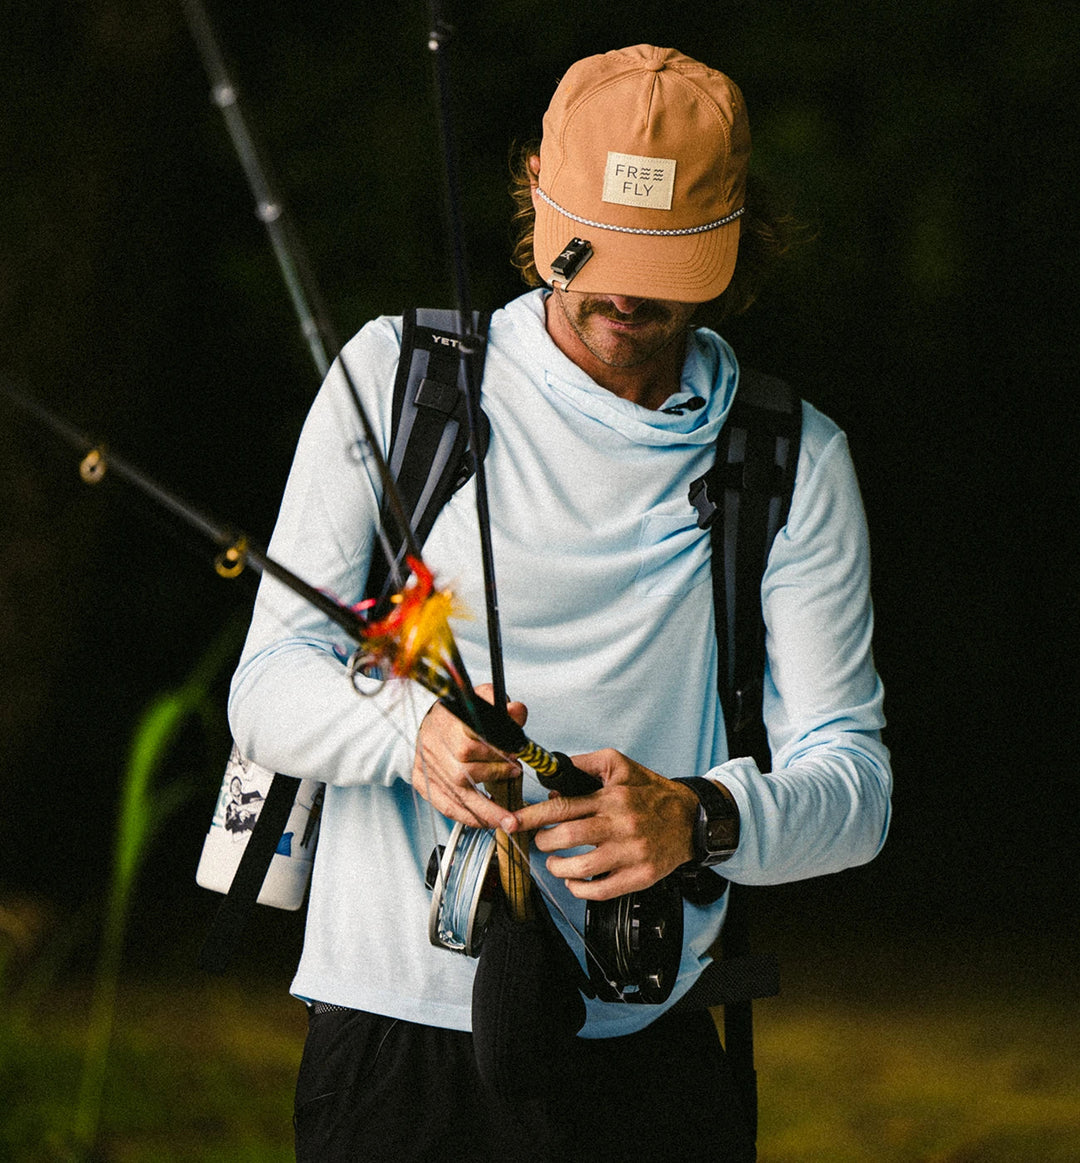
xmin=674 ymin=776 xmax=739 ymax=865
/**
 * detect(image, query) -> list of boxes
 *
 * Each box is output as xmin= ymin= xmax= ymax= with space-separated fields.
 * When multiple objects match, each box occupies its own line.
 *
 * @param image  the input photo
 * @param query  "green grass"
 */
xmin=752 ymin=989 xmax=1080 ymax=1162
xmin=3 ymin=978 xmax=304 ymax=1162
xmin=4 ymin=969 xmax=1077 ymax=1161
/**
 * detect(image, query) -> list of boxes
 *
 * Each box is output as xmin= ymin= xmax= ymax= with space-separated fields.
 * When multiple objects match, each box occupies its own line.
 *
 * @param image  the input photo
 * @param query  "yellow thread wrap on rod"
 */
xmin=518 ymin=741 xmax=558 ymax=777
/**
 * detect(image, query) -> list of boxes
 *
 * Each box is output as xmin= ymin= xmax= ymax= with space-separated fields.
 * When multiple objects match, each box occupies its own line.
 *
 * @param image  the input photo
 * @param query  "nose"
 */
xmin=607 ymin=295 xmax=645 ymax=316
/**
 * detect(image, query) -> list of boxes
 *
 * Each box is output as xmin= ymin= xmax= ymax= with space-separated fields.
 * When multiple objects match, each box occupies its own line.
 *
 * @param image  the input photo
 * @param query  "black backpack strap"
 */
xmin=201 ymin=308 xmax=490 ymax=973
xmin=198 ymin=773 xmax=301 ymax=973
xmin=366 ymin=308 xmax=491 ymax=601
xmin=709 ymin=368 xmax=802 ymax=769
xmin=682 ymin=367 xmax=802 ymax=1139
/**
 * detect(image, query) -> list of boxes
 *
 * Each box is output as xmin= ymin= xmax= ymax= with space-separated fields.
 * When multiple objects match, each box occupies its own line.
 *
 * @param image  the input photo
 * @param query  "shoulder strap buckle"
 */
xmin=688 ymin=472 xmax=719 ymax=529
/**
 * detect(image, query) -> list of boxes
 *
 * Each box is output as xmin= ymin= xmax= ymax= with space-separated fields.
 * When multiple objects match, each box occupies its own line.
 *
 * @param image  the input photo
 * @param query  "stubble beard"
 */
xmin=554 ymin=291 xmax=694 ymax=370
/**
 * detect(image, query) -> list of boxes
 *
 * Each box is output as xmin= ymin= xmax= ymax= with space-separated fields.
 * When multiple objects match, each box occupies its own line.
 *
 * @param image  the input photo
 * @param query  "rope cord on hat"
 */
xmin=536 ymin=187 xmax=744 ymax=235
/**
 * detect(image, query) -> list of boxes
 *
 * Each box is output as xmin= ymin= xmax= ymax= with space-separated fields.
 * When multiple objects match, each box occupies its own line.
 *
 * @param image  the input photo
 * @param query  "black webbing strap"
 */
xmin=366 ymin=308 xmax=490 ymax=601
xmin=669 ymin=945 xmax=780 ymax=1012
xmin=686 ymin=367 xmax=802 ymax=1139
xmin=198 ymin=772 xmax=300 ymax=973
xmin=695 ymin=369 xmax=802 ymax=761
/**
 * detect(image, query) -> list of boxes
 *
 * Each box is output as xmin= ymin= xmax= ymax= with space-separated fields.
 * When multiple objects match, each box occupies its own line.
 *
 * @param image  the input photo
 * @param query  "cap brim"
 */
xmin=533 ymin=198 xmax=740 ymax=303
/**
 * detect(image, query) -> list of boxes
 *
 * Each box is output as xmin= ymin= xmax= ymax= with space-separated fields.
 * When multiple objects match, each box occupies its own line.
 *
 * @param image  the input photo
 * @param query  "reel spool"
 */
xmin=427 ymin=823 xmax=684 ymax=1004
xmin=427 ymin=822 xmax=499 ymax=956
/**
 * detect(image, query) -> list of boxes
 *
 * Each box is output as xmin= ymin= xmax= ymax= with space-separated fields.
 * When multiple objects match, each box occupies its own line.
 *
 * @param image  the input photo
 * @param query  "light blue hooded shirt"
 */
xmin=229 ymin=289 xmax=891 ymax=1037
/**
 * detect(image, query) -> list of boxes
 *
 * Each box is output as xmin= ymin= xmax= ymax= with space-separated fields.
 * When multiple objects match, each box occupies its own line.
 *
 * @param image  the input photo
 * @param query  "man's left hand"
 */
xmin=506 ymin=749 xmax=699 ymax=900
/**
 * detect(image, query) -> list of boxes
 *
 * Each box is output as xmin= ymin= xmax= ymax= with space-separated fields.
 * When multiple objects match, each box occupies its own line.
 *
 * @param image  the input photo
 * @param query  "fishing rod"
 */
xmin=179 ymin=0 xmax=338 ymax=378
xmin=6 ymin=373 xmax=665 ymax=1002
xmin=425 ymin=2 xmax=535 ymax=918
xmin=0 ymin=378 xmax=593 ymax=794
xmin=426 ymin=3 xmax=507 ymax=710
xmin=420 ymin=18 xmax=688 ymax=1018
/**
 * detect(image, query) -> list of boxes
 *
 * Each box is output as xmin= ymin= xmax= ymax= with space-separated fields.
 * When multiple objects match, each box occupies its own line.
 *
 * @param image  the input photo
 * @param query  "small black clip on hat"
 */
xmin=550 ymin=237 xmax=593 ymax=290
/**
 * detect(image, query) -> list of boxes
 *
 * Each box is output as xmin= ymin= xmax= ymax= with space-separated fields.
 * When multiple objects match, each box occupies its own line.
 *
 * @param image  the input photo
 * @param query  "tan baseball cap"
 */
xmin=533 ymin=45 xmax=750 ymax=303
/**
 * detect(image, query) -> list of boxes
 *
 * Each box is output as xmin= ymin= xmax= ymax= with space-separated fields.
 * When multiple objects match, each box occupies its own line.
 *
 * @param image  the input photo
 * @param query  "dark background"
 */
xmin=1 ymin=1 xmax=1075 ymax=987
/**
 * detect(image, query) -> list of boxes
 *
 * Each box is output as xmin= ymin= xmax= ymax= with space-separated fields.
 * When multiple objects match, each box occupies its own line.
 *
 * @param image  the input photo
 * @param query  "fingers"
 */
xmin=412 ymin=755 xmax=519 ymax=831
xmin=411 ymin=687 xmax=525 ymax=830
xmin=558 ymin=864 xmax=658 ymax=901
xmin=510 ymin=786 xmax=593 ymax=833
xmin=472 ymin=682 xmax=528 ymax=729
xmin=565 ymin=748 xmax=622 ymax=783
xmin=545 ymin=840 xmax=671 ymax=900
xmin=533 ymin=789 xmax=669 ymax=898
xmin=506 ymin=750 xmax=699 ymax=896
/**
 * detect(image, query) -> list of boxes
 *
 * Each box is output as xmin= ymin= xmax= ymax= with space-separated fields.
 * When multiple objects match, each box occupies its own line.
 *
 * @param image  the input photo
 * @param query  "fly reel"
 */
xmin=427 ymin=822 xmax=683 ymax=1003
xmin=426 ymin=821 xmax=499 ymax=955
xmin=583 ymin=874 xmax=683 ymax=1004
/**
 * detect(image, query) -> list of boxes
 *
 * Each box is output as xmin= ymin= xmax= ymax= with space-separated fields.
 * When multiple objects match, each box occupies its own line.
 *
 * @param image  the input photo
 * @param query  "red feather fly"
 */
xmin=352 ymin=557 xmax=470 ymax=698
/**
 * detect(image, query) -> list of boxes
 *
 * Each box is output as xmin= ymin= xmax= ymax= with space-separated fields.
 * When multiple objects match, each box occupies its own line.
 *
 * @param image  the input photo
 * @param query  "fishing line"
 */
xmin=426 ymin=3 xmax=506 ymax=710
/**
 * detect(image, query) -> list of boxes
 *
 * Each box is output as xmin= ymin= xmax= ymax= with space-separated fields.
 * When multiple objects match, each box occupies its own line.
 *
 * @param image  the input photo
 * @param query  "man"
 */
xmin=230 ymin=44 xmax=891 ymax=1161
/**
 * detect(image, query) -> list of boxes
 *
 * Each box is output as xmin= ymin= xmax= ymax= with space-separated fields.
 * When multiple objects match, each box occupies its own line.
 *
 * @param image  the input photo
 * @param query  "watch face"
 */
xmin=706 ymin=815 xmax=738 ymax=854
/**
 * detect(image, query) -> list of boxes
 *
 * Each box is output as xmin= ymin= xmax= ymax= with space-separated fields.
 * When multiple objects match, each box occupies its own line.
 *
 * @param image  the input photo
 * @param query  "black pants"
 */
xmin=294 ymin=1005 xmax=756 ymax=1162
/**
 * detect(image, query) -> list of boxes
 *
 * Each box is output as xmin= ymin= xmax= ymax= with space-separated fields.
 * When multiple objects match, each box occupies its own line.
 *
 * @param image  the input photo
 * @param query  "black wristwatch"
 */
xmin=674 ymin=777 xmax=740 ymax=866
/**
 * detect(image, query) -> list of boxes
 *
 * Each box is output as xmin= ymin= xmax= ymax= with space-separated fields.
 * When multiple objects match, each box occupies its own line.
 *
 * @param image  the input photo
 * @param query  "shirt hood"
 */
xmin=501 ymin=289 xmax=738 ymax=448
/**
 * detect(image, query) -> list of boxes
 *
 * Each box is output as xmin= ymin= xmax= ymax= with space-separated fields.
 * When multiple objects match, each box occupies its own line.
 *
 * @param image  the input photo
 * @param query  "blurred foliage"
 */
xmin=71 ymin=623 xmax=241 ymax=1153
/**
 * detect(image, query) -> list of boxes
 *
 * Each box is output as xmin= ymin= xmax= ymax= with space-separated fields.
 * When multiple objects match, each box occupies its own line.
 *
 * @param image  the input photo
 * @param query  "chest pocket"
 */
xmin=633 ymin=513 xmax=711 ymax=598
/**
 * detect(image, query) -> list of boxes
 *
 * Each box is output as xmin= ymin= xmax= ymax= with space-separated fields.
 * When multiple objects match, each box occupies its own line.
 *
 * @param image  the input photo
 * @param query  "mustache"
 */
xmin=580 ymin=299 xmax=673 ymax=325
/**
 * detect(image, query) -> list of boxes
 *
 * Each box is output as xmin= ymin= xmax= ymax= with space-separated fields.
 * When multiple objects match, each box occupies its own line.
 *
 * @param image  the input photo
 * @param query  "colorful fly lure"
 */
xmin=352 ymin=557 xmax=470 ymax=699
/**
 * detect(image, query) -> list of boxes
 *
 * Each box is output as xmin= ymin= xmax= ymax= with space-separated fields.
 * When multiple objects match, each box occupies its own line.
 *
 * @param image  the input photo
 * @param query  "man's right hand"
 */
xmin=411 ymin=683 xmax=528 ymax=830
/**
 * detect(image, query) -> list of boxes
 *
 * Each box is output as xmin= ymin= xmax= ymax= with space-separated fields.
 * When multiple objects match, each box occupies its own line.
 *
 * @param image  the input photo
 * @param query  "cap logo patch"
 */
xmin=602 ymin=152 xmax=676 ymax=211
